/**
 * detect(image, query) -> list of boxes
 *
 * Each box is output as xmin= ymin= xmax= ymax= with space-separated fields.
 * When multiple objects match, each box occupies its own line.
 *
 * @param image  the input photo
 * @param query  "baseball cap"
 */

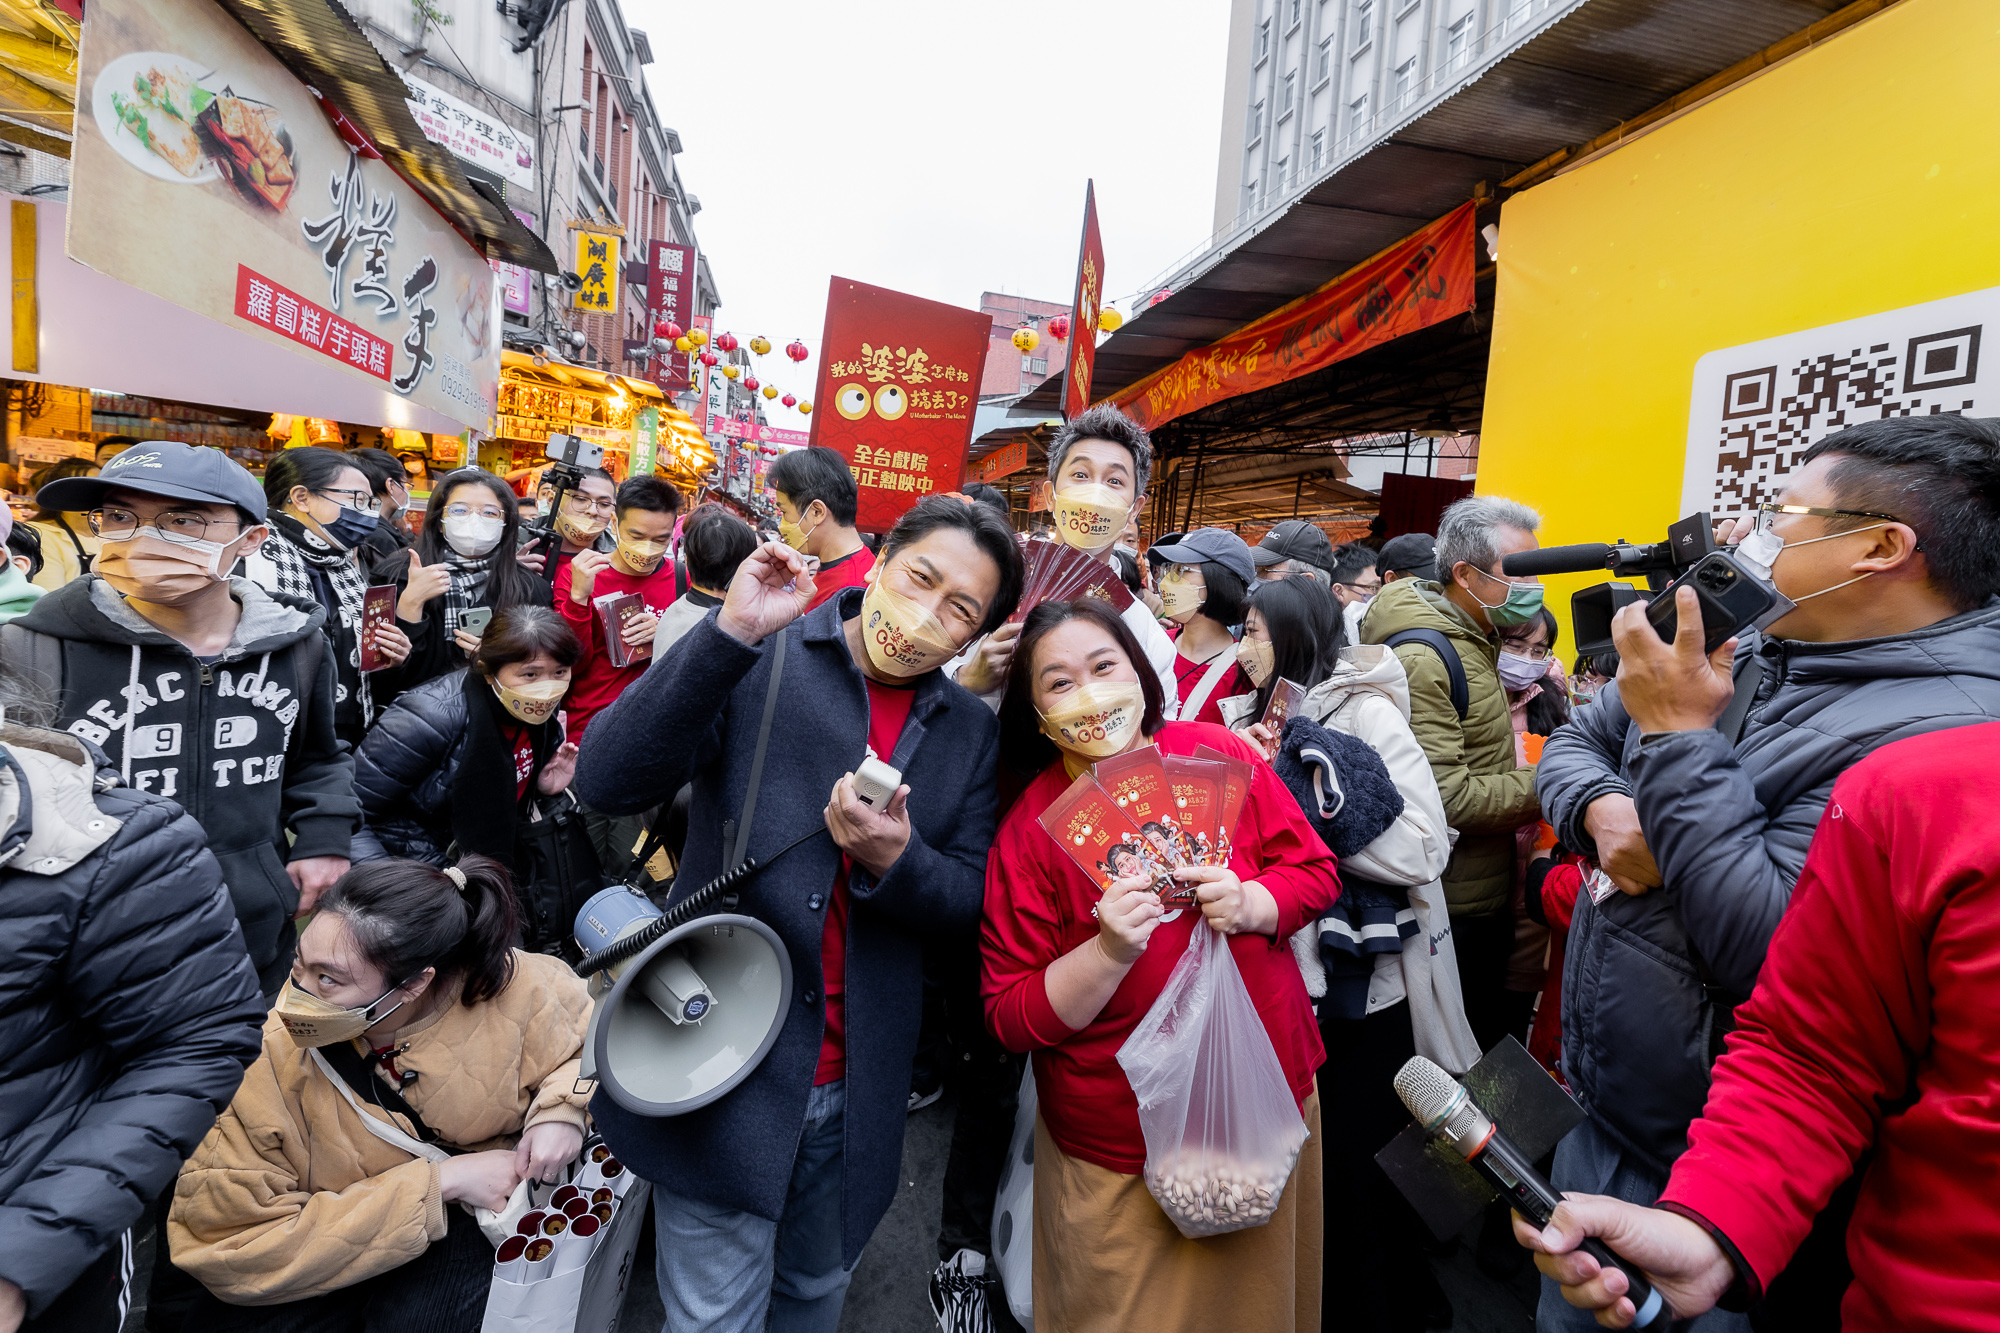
xmin=37 ymin=440 xmax=268 ymax=520
xmin=1251 ymin=518 xmax=1336 ymax=574
xmin=1148 ymin=526 xmax=1255 ymax=586
xmin=1376 ymin=532 xmax=1438 ymax=580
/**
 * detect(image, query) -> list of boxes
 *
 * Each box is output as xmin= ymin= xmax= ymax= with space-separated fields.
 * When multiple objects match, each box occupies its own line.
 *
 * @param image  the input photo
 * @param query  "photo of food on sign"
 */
xmin=811 ymin=277 xmax=994 ymax=531
xmin=93 ymin=50 xmax=298 ymax=211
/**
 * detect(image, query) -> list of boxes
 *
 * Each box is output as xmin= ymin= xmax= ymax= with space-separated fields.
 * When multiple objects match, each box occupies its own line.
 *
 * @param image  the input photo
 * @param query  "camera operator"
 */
xmin=514 ymin=462 xmax=618 ymax=600
xmin=1533 ymin=414 xmax=2000 ymax=1333
xmin=571 ymin=496 xmax=1023 ymax=1332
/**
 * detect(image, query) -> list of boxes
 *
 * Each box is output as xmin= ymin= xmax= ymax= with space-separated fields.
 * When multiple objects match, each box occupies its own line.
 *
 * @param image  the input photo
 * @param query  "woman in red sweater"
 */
xmin=980 ymin=598 xmax=1339 ymax=1333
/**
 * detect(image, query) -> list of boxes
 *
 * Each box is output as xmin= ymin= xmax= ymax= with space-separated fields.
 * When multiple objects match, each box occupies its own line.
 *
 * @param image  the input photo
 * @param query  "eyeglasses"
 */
xmin=1501 ymin=640 xmax=1551 ymax=661
xmin=316 ymin=487 xmax=373 ymax=509
xmin=1753 ymin=502 xmax=1904 ymax=536
xmin=1338 ymin=580 xmax=1382 ymax=597
xmin=561 ymin=493 xmax=618 ymax=516
xmin=89 ymin=505 xmax=246 ymax=545
xmin=444 ymin=503 xmax=506 ymax=521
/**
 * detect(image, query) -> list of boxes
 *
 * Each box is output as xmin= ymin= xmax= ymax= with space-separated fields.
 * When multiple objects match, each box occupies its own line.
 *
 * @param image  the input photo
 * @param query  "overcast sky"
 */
xmin=621 ymin=0 xmax=1230 ymax=415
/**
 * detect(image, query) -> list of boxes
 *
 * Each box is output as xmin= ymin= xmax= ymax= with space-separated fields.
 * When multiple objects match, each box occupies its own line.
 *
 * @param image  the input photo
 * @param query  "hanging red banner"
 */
xmin=809 ymin=276 xmax=990 ymax=532
xmin=1062 ymin=180 xmax=1105 ymax=421
xmin=1114 ymin=203 xmax=1477 ymax=431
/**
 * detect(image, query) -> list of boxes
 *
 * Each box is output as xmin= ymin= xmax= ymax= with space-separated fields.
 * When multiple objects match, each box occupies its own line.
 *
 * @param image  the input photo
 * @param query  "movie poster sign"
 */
xmin=808 ymin=276 xmax=989 ymax=531
xmin=1063 ymin=180 xmax=1105 ymax=421
xmin=68 ymin=0 xmax=500 ymax=429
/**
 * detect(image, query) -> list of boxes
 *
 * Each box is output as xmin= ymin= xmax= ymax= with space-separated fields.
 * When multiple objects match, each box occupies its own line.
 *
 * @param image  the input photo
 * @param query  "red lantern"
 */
xmin=1046 ymin=314 xmax=1070 ymax=341
xmin=785 ymin=339 xmax=809 ymax=363
xmin=699 ymin=350 xmax=719 ymax=367
xmin=744 ymin=376 xmax=760 ymax=392
xmin=781 ymin=394 xmax=797 ymax=407
xmin=715 ymin=332 xmax=739 ymax=353
xmin=1149 ymin=288 xmax=1173 ymax=307
xmin=654 ymin=320 xmax=683 ymax=341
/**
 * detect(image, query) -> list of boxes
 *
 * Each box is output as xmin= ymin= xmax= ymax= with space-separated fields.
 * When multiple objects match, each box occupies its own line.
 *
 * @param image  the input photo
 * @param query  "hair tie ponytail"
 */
xmin=442 ymin=864 xmax=468 ymax=891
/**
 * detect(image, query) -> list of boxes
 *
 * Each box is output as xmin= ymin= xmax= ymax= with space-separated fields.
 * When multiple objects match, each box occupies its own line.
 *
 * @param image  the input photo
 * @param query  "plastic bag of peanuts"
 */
xmin=1116 ymin=924 xmax=1309 ymax=1238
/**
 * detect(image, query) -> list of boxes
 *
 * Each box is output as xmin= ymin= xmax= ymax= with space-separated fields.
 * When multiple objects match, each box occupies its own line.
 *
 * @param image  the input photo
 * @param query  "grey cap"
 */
xmin=1376 ymin=531 xmax=1438 ymax=580
xmin=38 ymin=439 xmax=268 ymax=519
xmin=1148 ymin=526 xmax=1255 ymax=586
xmin=1251 ymin=518 xmax=1335 ymax=573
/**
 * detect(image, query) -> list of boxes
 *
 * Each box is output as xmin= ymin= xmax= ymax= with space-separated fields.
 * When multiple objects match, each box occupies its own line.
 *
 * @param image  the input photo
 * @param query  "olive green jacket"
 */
xmin=1358 ymin=579 xmax=1538 ymax=916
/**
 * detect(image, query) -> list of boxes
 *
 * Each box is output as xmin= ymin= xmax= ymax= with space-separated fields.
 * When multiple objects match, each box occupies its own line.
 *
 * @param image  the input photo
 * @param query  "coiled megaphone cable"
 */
xmin=572 ymin=826 xmax=829 ymax=978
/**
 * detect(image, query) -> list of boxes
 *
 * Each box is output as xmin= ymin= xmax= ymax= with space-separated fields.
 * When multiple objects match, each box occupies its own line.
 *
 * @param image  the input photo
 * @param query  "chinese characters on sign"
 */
xmin=399 ymin=71 xmax=536 ymax=192
xmin=969 ymin=438 xmax=1029 ymax=484
xmin=493 ymin=208 xmax=536 ymax=315
xmin=810 ymin=277 xmax=992 ymax=531
xmin=648 ymin=241 xmax=694 ymax=389
xmin=1063 ymin=180 xmax=1105 ymax=421
xmin=573 ymin=229 xmax=620 ymax=315
xmin=235 ymin=265 xmax=390 ymax=382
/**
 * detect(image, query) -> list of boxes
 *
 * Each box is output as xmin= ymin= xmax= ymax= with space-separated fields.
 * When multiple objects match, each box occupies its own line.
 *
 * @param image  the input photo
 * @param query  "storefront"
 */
xmin=489 ymin=350 xmax=713 ymax=495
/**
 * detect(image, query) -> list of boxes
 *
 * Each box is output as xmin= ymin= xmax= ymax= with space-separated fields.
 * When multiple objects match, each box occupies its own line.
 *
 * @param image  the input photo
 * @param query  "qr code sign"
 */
xmin=1681 ymin=286 xmax=2000 ymax=518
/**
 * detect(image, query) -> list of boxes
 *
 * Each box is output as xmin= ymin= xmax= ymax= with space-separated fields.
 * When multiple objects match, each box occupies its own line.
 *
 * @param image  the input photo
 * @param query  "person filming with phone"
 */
xmin=1530 ymin=413 xmax=2000 ymax=1333
xmin=572 ymin=494 xmax=1022 ymax=1332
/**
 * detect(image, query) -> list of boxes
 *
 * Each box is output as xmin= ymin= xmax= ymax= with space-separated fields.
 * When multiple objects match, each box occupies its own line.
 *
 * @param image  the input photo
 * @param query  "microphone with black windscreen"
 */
xmin=1393 ymin=1056 xmax=1666 ymax=1327
xmin=1499 ymin=543 xmax=1618 ymax=577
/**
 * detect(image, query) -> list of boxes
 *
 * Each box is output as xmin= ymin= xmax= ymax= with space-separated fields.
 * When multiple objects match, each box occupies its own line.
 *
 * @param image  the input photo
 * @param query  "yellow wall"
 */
xmin=1476 ymin=0 xmax=2000 ymax=643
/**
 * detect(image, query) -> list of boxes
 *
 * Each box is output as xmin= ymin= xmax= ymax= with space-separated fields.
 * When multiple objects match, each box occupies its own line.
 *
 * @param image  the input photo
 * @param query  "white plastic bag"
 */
xmin=990 ymin=1063 xmax=1036 ymax=1328
xmin=1116 ymin=925 xmax=1308 ymax=1239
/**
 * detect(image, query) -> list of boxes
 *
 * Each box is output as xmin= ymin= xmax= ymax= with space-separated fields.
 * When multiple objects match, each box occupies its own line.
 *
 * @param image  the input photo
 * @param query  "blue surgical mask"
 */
xmin=325 ymin=506 xmax=379 ymax=550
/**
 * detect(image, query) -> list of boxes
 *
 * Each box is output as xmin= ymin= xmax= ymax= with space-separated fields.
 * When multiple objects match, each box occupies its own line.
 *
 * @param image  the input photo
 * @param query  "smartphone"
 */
xmin=358 ymin=585 xmax=397 ymax=671
xmin=1644 ymin=552 xmax=1778 ymax=653
xmin=459 ymin=606 xmax=494 ymax=636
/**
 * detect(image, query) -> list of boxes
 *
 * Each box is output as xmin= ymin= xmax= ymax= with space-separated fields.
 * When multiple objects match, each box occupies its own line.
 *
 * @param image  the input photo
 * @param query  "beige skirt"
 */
xmin=1031 ymin=1090 xmax=1323 ymax=1333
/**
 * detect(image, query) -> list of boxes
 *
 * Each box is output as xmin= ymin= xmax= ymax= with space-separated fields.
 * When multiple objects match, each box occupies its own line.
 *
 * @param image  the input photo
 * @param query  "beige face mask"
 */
xmin=493 ymin=677 xmax=568 ymax=724
xmin=556 ymin=506 xmax=609 ymax=546
xmin=1050 ymin=484 xmax=1131 ymax=555
xmin=1038 ymin=680 xmax=1147 ymax=759
xmin=96 ymin=532 xmax=242 ymax=606
xmin=1237 ymin=637 xmax=1276 ymax=687
xmin=859 ymin=578 xmax=963 ymax=678
xmin=275 ymin=978 xmax=407 ymax=1048
xmin=1157 ymin=564 xmax=1206 ymax=623
xmin=616 ymin=535 xmax=669 ymax=574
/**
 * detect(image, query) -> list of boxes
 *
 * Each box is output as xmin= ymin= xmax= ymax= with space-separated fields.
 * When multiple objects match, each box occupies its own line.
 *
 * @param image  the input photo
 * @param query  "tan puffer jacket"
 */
xmin=167 ymin=951 xmax=591 ymax=1305
xmin=1359 ymin=578 xmax=1538 ymax=917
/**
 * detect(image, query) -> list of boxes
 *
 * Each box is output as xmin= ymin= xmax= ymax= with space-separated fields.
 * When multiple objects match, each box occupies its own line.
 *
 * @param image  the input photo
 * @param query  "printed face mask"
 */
xmin=1236 ymin=637 xmax=1276 ymax=687
xmin=1157 ymin=564 xmax=1206 ymax=622
xmin=1038 ymin=680 xmax=1147 ymax=759
xmin=1497 ymin=650 xmax=1551 ymax=691
xmin=276 ymin=978 xmax=408 ymax=1048
xmin=1468 ymin=568 xmax=1546 ymax=628
xmin=859 ymin=578 xmax=963 ymax=678
xmin=616 ymin=535 xmax=669 ymax=575
xmin=556 ymin=506 xmax=609 ymax=546
xmin=443 ymin=513 xmax=504 ymax=558
xmin=777 ymin=506 xmax=821 ymax=553
xmin=493 ymin=677 xmax=568 ymax=724
xmin=1050 ymin=484 xmax=1131 ymax=555
xmin=96 ymin=532 xmax=240 ymax=606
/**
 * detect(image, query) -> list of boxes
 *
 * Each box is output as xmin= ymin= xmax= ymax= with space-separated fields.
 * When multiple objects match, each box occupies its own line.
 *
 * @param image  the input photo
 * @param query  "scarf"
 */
xmin=450 ymin=670 xmax=557 ymax=863
xmin=261 ymin=509 xmax=372 ymax=731
xmin=439 ymin=546 xmax=492 ymax=634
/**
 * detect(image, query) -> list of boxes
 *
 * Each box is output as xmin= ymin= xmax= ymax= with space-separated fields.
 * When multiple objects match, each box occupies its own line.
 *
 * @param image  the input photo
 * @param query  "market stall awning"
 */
xmin=501 ymin=349 xmax=666 ymax=399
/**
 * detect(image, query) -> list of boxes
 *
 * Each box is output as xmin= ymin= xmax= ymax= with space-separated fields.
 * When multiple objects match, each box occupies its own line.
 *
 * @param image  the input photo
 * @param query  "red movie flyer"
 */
xmin=595 ymin=591 xmax=655 ymax=669
xmin=358 ymin=585 xmax=397 ymax=672
xmin=1092 ymin=745 xmax=1194 ymax=871
xmin=1163 ymin=756 xmax=1226 ymax=867
xmin=1195 ymin=745 xmax=1255 ymax=865
xmin=1038 ymin=771 xmax=1174 ymax=896
xmin=1259 ymin=678 xmax=1310 ymax=735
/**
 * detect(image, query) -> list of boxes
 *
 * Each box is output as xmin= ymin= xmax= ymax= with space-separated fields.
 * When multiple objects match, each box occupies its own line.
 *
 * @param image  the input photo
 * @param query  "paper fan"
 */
xmin=1011 ymin=537 xmax=1135 ymax=621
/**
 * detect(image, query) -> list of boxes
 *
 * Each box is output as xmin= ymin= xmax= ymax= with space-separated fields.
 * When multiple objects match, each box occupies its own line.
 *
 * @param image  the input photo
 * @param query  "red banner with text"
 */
xmin=1063 ymin=180 xmax=1105 ymax=421
xmin=1114 ymin=203 xmax=1477 ymax=430
xmin=809 ymin=276 xmax=990 ymax=531
xmin=647 ymin=242 xmax=695 ymax=390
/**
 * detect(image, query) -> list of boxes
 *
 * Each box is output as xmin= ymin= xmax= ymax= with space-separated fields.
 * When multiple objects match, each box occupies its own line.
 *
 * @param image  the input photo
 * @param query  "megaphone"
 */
xmin=574 ymin=887 xmax=792 ymax=1117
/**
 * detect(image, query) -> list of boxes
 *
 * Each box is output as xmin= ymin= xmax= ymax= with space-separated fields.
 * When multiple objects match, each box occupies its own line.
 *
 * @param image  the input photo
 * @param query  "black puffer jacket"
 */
xmin=1539 ymin=602 xmax=2000 ymax=1172
xmin=351 ymin=669 xmax=473 ymax=864
xmin=0 ymin=723 xmax=264 ymax=1316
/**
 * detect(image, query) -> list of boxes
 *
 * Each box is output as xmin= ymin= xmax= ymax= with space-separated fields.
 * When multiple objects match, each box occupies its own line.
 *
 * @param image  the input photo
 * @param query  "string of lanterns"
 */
xmin=1009 ymin=303 xmax=1125 ymax=354
xmin=648 ymin=322 xmax=816 ymax=417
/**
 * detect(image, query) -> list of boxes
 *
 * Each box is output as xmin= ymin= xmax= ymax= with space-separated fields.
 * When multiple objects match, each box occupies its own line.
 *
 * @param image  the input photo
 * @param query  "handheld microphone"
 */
xmin=1500 ymin=543 xmax=1616 ymax=577
xmin=1393 ymin=1057 xmax=1666 ymax=1327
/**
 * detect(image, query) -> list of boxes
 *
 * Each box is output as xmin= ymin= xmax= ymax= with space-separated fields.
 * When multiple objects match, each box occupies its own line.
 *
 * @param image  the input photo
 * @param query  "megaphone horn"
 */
xmin=575 ymin=886 xmax=792 ymax=1117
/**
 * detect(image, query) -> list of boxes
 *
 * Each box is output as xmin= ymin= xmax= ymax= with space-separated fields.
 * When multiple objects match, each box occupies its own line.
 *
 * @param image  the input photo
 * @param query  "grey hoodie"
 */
xmin=6 ymin=576 xmax=356 ymax=990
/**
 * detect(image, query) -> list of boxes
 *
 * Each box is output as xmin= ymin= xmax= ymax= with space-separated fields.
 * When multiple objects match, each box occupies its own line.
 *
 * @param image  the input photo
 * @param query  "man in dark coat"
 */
xmin=574 ymin=495 xmax=1022 ymax=1332
xmin=1535 ymin=414 xmax=2000 ymax=1332
xmin=0 ymin=682 xmax=265 ymax=1329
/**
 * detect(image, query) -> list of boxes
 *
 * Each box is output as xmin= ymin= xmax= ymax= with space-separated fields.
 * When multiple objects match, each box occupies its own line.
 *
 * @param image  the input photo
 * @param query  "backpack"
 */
xmin=1382 ymin=628 xmax=1469 ymax=721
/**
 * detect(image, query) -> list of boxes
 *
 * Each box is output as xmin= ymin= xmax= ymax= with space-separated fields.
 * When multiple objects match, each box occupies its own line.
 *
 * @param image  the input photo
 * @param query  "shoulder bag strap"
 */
xmin=1714 ymin=651 xmax=1764 ymax=746
xmin=725 ymin=626 xmax=788 ymax=874
xmin=1182 ymin=650 xmax=1238 ymax=722
xmin=309 ymin=1043 xmax=455 ymax=1158
xmin=1383 ymin=629 xmax=1469 ymax=721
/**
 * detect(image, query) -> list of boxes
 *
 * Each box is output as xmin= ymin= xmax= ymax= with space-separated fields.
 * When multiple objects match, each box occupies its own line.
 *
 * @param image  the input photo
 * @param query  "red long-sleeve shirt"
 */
xmin=980 ymin=720 xmax=1340 ymax=1173
xmin=1659 ymin=722 xmax=2000 ymax=1332
xmin=555 ymin=558 xmax=679 ymax=740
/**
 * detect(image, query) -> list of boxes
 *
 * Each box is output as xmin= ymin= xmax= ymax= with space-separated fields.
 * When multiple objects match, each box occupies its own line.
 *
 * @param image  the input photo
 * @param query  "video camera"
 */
xmin=1500 ymin=513 xmax=1789 ymax=657
xmin=522 ymin=431 xmax=606 ymax=561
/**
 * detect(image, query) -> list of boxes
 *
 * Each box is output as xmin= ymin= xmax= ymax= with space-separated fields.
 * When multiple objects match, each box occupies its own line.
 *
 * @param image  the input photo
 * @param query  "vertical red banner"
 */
xmin=1062 ymin=180 xmax=1106 ymax=421
xmin=648 ymin=241 xmax=695 ymax=390
xmin=809 ymin=276 xmax=991 ymax=532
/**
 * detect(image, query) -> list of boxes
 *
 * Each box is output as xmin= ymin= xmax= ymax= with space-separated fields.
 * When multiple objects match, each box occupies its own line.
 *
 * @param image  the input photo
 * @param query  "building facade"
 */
xmin=977 ymin=292 xmax=1070 ymax=399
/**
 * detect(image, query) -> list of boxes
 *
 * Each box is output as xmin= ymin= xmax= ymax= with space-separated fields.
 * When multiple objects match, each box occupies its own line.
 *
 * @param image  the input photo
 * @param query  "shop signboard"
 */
xmin=573 ymin=228 xmax=619 ymax=315
xmin=647 ymin=241 xmax=694 ymax=389
xmin=808 ymin=276 xmax=988 ymax=532
xmin=1113 ymin=203 xmax=1477 ymax=432
xmin=398 ymin=70 xmax=535 ymax=193
xmin=494 ymin=208 xmax=535 ymax=315
xmin=68 ymin=0 xmax=502 ymax=431
xmin=718 ymin=420 xmax=810 ymax=446
xmin=631 ymin=404 xmax=660 ymax=476
xmin=968 ymin=437 xmax=1028 ymax=484
xmin=1062 ymin=180 xmax=1105 ymax=421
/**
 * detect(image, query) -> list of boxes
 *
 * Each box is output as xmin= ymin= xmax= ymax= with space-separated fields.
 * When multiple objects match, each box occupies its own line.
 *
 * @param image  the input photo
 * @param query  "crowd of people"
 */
xmin=3 ymin=404 xmax=1998 ymax=1333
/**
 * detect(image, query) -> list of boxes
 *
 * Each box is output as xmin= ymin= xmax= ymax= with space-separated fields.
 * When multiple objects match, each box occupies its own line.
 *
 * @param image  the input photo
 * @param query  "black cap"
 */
xmin=1376 ymin=532 xmax=1438 ymax=580
xmin=1148 ymin=527 xmax=1256 ymax=585
xmin=38 ymin=440 xmax=268 ymax=519
xmin=1251 ymin=518 xmax=1335 ymax=574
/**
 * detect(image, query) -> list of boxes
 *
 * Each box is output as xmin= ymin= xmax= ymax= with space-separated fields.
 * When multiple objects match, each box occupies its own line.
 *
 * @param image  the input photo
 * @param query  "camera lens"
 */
xmin=1698 ymin=563 xmax=1735 ymax=592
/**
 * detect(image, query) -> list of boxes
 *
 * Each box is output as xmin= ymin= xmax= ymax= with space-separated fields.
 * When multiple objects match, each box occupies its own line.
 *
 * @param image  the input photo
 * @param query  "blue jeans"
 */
xmin=651 ymin=1079 xmax=854 ymax=1333
xmin=1539 ymin=1116 xmax=1751 ymax=1333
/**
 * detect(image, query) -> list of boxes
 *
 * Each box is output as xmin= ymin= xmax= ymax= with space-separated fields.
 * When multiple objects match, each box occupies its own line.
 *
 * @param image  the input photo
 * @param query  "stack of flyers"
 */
xmin=1194 ymin=745 xmax=1255 ymax=865
xmin=1038 ymin=770 xmax=1176 ymax=897
xmin=1165 ymin=757 xmax=1226 ymax=869
xmin=1041 ymin=745 xmax=1250 ymax=905
xmin=594 ymin=591 xmax=656 ymax=669
xmin=1011 ymin=536 xmax=1135 ymax=622
xmin=1095 ymin=747 xmax=1195 ymax=870
xmin=1259 ymin=677 xmax=1310 ymax=735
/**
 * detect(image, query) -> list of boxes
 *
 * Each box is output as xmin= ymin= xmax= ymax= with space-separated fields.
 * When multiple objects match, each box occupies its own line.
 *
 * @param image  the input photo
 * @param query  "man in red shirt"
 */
xmin=770 ymin=446 xmax=875 ymax=612
xmin=556 ymin=474 xmax=680 ymax=873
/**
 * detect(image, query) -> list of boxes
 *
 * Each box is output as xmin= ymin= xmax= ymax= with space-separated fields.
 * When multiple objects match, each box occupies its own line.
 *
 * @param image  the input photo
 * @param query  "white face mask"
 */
xmin=1497 ymin=650 xmax=1550 ymax=692
xmin=443 ymin=513 xmax=504 ymax=558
